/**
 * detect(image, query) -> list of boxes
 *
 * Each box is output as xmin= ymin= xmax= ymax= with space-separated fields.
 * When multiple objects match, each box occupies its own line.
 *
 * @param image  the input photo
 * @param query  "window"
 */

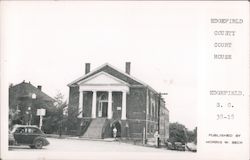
xmin=15 ymin=127 xmax=25 ymax=133
xmin=155 ymin=105 xmax=158 ymax=119
xmin=146 ymin=103 xmax=149 ymax=115
xmin=99 ymin=94 xmax=108 ymax=101
xmin=32 ymin=128 xmax=42 ymax=134
xmin=151 ymin=98 xmax=156 ymax=119
xmin=26 ymin=128 xmax=32 ymax=133
xmin=152 ymin=104 xmax=155 ymax=118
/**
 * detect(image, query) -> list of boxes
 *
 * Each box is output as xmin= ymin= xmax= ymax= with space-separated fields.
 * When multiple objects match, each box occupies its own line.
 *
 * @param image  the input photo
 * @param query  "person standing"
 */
xmin=113 ymin=127 xmax=117 ymax=140
xmin=154 ymin=131 xmax=160 ymax=148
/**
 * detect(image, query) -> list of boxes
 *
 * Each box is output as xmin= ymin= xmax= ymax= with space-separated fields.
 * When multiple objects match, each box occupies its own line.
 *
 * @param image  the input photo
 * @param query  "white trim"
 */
xmin=106 ymin=63 xmax=152 ymax=89
xmin=121 ymin=91 xmax=127 ymax=120
xmin=79 ymin=85 xmax=129 ymax=93
xmin=68 ymin=63 xmax=110 ymax=86
xmin=80 ymin=84 xmax=128 ymax=86
xmin=77 ymin=71 xmax=130 ymax=87
xmin=78 ymin=91 xmax=83 ymax=118
xmin=107 ymin=91 xmax=112 ymax=119
xmin=101 ymin=63 xmax=158 ymax=93
xmin=67 ymin=63 xmax=158 ymax=93
xmin=91 ymin=91 xmax=97 ymax=118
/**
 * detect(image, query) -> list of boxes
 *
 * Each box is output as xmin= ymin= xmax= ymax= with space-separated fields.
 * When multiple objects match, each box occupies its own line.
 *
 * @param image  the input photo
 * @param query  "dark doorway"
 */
xmin=97 ymin=93 xmax=108 ymax=118
xmin=111 ymin=121 xmax=121 ymax=138
xmin=102 ymin=102 xmax=108 ymax=117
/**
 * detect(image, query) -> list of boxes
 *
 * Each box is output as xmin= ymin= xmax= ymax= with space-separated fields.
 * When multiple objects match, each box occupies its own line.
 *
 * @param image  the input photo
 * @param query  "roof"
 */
xmin=9 ymin=81 xmax=55 ymax=102
xmin=12 ymin=124 xmax=39 ymax=128
xmin=68 ymin=63 xmax=158 ymax=93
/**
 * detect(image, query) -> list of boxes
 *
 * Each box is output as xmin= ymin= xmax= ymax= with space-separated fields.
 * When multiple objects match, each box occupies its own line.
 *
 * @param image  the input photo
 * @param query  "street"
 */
xmin=9 ymin=137 xmax=195 ymax=153
xmin=9 ymin=137 xmax=158 ymax=152
xmin=8 ymin=138 xmax=196 ymax=160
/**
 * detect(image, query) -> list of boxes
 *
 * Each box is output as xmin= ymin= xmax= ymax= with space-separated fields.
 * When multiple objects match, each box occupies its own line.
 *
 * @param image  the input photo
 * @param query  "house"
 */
xmin=9 ymin=81 xmax=55 ymax=127
xmin=67 ymin=62 xmax=169 ymax=143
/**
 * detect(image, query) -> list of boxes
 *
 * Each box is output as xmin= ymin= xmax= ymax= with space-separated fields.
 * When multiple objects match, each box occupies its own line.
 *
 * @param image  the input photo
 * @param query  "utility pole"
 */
xmin=157 ymin=92 xmax=168 ymax=148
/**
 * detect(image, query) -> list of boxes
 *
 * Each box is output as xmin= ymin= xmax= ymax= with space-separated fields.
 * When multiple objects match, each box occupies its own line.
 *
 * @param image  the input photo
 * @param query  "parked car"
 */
xmin=9 ymin=125 xmax=49 ymax=149
xmin=8 ymin=130 xmax=15 ymax=145
xmin=186 ymin=142 xmax=197 ymax=152
xmin=166 ymin=141 xmax=186 ymax=151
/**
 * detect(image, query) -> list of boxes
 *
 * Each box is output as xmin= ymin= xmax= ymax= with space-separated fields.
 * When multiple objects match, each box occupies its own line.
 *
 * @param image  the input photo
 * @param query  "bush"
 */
xmin=168 ymin=122 xmax=187 ymax=144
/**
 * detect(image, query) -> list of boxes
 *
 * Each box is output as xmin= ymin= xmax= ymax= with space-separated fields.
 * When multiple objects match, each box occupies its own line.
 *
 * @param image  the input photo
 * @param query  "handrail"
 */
xmin=101 ymin=118 xmax=110 ymax=138
xmin=80 ymin=119 xmax=92 ymax=136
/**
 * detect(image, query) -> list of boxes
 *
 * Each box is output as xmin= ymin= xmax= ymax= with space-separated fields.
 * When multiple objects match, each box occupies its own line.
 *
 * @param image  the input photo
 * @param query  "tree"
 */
xmin=186 ymin=127 xmax=197 ymax=144
xmin=193 ymin=127 xmax=197 ymax=144
xmin=168 ymin=122 xmax=188 ymax=144
xmin=42 ymin=92 xmax=67 ymax=135
xmin=9 ymin=108 xmax=22 ymax=128
xmin=169 ymin=122 xmax=197 ymax=145
xmin=54 ymin=92 xmax=64 ymax=106
xmin=66 ymin=103 xmax=79 ymax=135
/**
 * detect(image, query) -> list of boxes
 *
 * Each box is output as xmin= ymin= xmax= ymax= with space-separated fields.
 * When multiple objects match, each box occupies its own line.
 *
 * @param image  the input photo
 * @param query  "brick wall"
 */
xmin=126 ymin=87 xmax=147 ymax=139
xmin=68 ymin=86 xmax=79 ymax=118
xmin=82 ymin=91 xmax=92 ymax=118
xmin=112 ymin=92 xmax=122 ymax=119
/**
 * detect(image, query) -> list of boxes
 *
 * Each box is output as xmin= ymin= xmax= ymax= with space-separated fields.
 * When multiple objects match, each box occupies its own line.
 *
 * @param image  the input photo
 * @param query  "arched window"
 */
xmin=98 ymin=94 xmax=108 ymax=101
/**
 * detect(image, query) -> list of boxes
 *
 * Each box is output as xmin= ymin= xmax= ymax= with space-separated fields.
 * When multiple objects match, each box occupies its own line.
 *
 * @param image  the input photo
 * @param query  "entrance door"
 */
xmin=98 ymin=102 xmax=108 ymax=117
xmin=111 ymin=121 xmax=121 ymax=137
xmin=102 ymin=102 xmax=108 ymax=117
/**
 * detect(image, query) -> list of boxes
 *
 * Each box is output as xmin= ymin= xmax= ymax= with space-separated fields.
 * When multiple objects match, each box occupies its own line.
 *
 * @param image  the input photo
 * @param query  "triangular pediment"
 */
xmin=78 ymin=72 xmax=129 ymax=86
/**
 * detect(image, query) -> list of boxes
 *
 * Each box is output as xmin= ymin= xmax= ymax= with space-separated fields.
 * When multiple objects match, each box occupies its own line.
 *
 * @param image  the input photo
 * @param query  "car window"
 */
xmin=32 ymin=128 xmax=42 ymax=134
xmin=26 ymin=128 xmax=32 ymax=133
xmin=26 ymin=127 xmax=42 ymax=134
xmin=15 ymin=127 xmax=25 ymax=133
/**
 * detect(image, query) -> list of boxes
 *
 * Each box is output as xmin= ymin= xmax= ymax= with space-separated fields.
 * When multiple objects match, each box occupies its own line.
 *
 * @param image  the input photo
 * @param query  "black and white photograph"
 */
xmin=1 ymin=1 xmax=249 ymax=160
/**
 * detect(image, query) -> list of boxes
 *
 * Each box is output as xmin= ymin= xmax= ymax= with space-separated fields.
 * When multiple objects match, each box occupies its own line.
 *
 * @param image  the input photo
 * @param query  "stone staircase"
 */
xmin=82 ymin=118 xmax=108 ymax=139
xmin=79 ymin=119 xmax=92 ymax=136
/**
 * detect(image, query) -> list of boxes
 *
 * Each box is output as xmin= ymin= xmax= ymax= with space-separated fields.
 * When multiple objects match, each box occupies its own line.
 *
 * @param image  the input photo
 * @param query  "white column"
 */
xmin=107 ymin=91 xmax=112 ymax=119
xmin=78 ymin=91 xmax=83 ymax=118
xmin=121 ymin=91 xmax=127 ymax=120
xmin=91 ymin=91 xmax=97 ymax=118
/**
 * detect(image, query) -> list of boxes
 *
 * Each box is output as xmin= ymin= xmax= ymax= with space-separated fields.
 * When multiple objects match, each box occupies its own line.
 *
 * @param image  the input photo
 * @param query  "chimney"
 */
xmin=85 ymin=63 xmax=91 ymax=74
xmin=37 ymin=85 xmax=42 ymax=91
xmin=125 ymin=62 xmax=131 ymax=75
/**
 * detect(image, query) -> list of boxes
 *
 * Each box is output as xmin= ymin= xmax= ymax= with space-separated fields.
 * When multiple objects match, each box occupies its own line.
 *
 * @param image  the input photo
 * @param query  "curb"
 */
xmin=45 ymin=134 xmax=161 ymax=148
xmin=68 ymin=137 xmax=116 ymax=142
xmin=46 ymin=134 xmax=116 ymax=142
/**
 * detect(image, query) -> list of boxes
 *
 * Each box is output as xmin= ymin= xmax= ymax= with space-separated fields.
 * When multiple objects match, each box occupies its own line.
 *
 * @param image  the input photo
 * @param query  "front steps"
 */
xmin=82 ymin=118 xmax=108 ymax=139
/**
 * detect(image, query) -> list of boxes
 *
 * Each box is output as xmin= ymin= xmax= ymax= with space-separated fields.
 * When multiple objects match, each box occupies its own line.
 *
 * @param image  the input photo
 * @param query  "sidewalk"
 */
xmin=45 ymin=134 xmax=161 ymax=148
xmin=45 ymin=134 xmax=116 ymax=142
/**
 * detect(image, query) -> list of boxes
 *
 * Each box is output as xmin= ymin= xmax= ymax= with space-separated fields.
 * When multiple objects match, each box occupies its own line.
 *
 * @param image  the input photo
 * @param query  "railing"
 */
xmin=101 ymin=119 xmax=110 ymax=139
xmin=79 ymin=119 xmax=92 ymax=136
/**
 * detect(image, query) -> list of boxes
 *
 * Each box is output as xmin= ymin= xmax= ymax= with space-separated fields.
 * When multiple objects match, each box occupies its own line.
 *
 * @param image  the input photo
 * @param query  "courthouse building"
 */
xmin=68 ymin=62 xmax=169 ymax=142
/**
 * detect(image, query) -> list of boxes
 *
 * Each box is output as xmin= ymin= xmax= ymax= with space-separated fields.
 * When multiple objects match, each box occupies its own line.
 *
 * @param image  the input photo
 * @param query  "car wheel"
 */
xmin=34 ymin=139 xmax=43 ymax=149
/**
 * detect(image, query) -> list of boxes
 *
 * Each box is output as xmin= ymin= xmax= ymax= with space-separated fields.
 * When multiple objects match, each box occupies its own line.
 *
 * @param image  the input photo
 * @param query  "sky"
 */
xmin=2 ymin=1 xmax=198 ymax=130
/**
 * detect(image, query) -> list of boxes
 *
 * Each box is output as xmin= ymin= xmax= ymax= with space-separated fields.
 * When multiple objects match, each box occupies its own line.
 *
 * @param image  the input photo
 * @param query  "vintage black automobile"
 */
xmin=9 ymin=125 xmax=49 ymax=149
xmin=166 ymin=141 xmax=186 ymax=151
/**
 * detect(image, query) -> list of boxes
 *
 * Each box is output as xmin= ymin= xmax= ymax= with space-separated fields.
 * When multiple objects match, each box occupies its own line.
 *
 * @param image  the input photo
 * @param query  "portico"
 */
xmin=77 ymin=72 xmax=129 ymax=120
